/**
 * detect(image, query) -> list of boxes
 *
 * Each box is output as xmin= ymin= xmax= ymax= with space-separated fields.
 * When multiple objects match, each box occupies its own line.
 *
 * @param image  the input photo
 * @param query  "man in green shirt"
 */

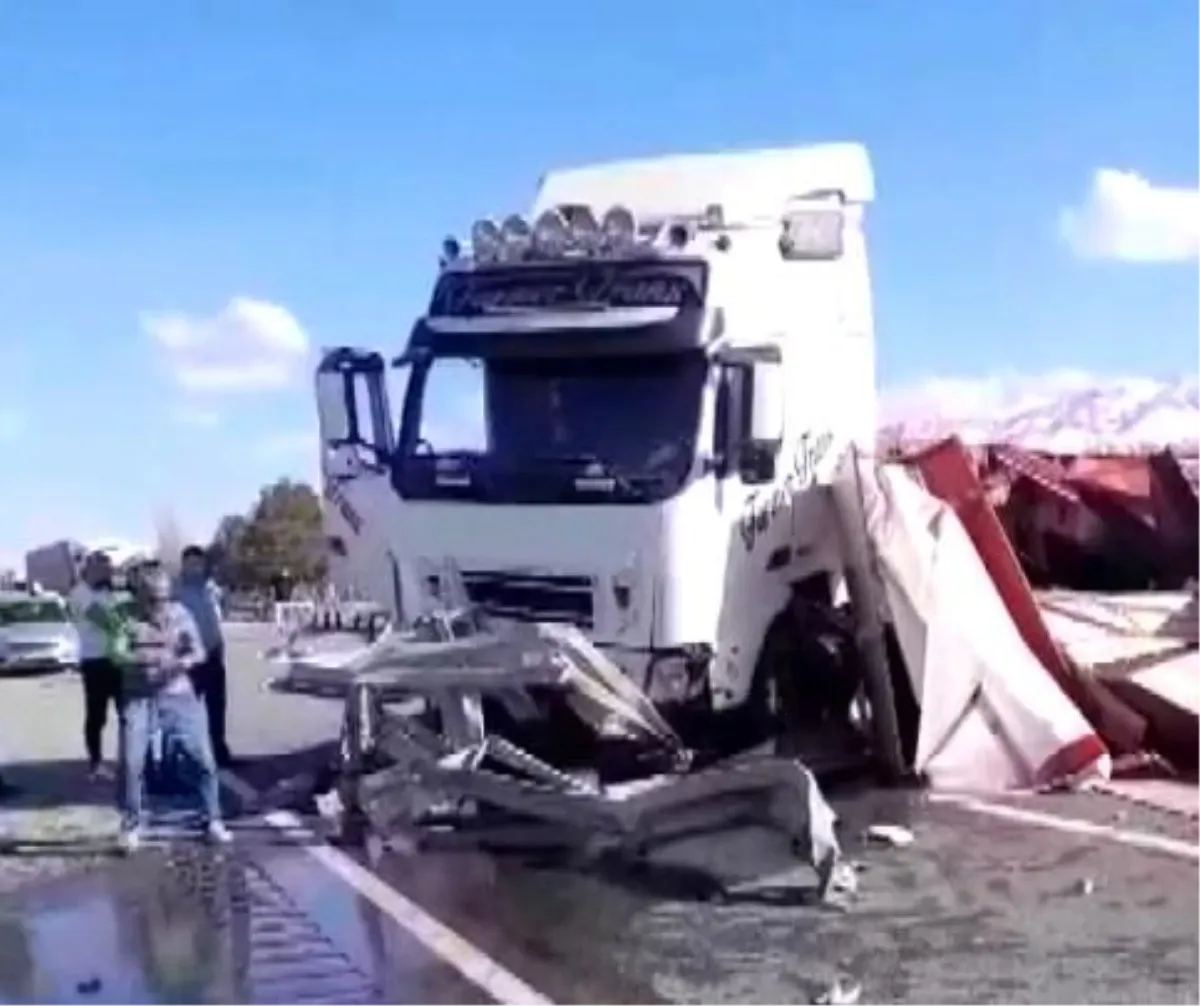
xmin=68 ymin=552 xmax=127 ymax=780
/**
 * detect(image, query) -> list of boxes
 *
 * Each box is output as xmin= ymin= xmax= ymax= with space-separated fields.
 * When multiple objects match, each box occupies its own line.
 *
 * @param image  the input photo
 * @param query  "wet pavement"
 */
xmin=0 ymin=826 xmax=488 ymax=1004
xmin=0 ymin=785 xmax=1190 ymax=1005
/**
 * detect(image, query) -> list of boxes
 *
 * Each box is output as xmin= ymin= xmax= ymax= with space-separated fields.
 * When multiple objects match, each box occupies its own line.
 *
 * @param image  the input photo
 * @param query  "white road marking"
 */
xmin=220 ymin=770 xmax=554 ymax=1006
xmin=930 ymin=792 xmax=1200 ymax=862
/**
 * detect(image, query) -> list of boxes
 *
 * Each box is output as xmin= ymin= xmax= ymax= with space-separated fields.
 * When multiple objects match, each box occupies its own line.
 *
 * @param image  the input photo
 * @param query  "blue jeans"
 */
xmin=119 ymin=691 xmax=222 ymax=830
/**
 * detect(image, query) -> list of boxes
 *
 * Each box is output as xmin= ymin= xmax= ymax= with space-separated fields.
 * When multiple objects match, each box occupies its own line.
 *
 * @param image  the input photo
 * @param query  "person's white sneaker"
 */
xmin=87 ymin=763 xmax=114 ymax=783
xmin=117 ymin=827 xmax=142 ymax=855
xmin=206 ymin=820 xmax=233 ymax=844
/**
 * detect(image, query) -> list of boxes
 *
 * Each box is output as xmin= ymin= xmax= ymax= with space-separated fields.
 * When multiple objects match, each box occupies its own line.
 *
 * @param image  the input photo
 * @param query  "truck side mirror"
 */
xmin=323 ymin=447 xmax=358 ymax=482
xmin=735 ymin=359 xmax=784 ymax=484
xmin=711 ymin=346 xmax=785 ymax=485
xmin=747 ymin=359 xmax=785 ymax=448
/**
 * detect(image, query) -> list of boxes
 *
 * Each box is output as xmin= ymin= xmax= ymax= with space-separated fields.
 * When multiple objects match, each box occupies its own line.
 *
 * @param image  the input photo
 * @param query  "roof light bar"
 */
xmin=500 ymin=214 xmax=533 ymax=259
xmin=457 ymin=202 xmax=647 ymax=264
xmin=533 ymin=208 xmax=570 ymax=256
xmin=470 ymin=219 xmax=503 ymax=262
xmin=601 ymin=206 xmax=637 ymax=252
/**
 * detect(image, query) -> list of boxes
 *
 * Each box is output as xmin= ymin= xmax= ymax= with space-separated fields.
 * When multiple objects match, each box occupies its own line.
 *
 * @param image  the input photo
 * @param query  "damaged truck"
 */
xmin=317 ymin=143 xmax=900 ymax=757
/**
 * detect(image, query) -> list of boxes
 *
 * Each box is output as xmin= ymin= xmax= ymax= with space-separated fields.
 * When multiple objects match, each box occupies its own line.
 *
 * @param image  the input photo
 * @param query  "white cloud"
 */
xmin=1059 ymin=169 xmax=1200 ymax=262
xmin=143 ymin=296 xmax=311 ymax=393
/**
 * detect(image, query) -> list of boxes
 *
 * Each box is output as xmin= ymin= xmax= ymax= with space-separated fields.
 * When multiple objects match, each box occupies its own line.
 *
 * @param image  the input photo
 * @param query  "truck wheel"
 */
xmin=742 ymin=616 xmax=793 ymax=752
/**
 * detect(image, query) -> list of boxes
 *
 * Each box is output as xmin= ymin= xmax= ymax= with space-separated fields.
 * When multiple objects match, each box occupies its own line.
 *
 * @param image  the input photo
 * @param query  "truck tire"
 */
xmin=750 ymin=608 xmax=908 ymax=784
xmin=741 ymin=614 xmax=796 ymax=753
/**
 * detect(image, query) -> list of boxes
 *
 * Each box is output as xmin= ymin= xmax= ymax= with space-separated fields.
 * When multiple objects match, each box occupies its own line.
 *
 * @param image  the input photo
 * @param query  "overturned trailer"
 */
xmin=978 ymin=445 xmax=1198 ymax=591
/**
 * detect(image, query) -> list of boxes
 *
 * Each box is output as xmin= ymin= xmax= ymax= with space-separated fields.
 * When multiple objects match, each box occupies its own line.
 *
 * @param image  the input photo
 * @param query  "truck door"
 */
xmin=315 ymin=347 xmax=394 ymax=485
xmin=315 ymin=348 xmax=396 ymax=603
xmin=707 ymin=348 xmax=798 ymax=709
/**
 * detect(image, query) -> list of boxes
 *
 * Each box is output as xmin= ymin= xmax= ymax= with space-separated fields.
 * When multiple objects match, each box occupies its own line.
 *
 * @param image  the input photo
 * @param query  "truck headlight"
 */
xmin=646 ymin=648 xmax=709 ymax=705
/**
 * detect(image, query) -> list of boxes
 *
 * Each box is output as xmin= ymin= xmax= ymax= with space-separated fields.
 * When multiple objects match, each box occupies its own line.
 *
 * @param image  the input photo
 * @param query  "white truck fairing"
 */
xmin=316 ymin=142 xmax=878 ymax=712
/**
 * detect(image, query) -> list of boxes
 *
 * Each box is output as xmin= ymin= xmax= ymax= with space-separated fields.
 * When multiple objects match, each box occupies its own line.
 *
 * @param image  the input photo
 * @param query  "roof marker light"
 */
xmin=471 ymin=218 xmax=503 ymax=262
xmin=779 ymin=207 xmax=845 ymax=260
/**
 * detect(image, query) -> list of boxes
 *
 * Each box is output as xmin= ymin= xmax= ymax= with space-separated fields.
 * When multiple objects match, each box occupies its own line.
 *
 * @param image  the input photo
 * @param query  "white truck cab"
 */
xmin=316 ymin=142 xmax=878 ymax=717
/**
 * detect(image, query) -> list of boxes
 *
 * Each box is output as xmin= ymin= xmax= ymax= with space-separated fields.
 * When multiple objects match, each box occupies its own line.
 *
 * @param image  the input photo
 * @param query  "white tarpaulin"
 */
xmin=846 ymin=461 xmax=1111 ymax=791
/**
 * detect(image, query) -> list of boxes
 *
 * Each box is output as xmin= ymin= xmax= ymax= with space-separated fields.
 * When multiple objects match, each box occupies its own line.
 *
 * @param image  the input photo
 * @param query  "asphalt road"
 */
xmin=0 ymin=623 xmax=1194 ymax=1004
xmin=376 ymin=791 xmax=1197 ymax=1004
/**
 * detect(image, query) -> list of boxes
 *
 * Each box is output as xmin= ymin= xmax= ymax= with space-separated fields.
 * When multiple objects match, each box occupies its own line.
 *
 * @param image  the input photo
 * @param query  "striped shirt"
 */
xmin=122 ymin=602 xmax=207 ymax=698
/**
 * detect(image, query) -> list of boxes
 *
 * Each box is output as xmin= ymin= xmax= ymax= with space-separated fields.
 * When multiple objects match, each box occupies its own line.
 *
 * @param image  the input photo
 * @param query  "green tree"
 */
xmin=209 ymin=479 xmax=326 ymax=591
xmin=208 ymin=513 xmax=251 ymax=587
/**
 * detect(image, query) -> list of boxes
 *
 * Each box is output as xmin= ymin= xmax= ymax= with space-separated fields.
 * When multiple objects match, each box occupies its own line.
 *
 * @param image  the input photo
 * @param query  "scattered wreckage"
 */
xmin=280 ymin=144 xmax=1195 ymax=896
xmin=272 ymin=564 xmax=853 ymax=900
xmin=270 ymin=440 xmax=1198 ymax=881
xmin=895 ymin=437 xmax=1198 ymax=780
xmin=262 ymin=435 xmax=1200 ymax=898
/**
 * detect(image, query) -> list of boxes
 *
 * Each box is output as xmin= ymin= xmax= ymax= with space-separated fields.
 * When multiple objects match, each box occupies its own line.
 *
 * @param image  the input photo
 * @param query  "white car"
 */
xmin=0 ymin=590 xmax=80 ymax=674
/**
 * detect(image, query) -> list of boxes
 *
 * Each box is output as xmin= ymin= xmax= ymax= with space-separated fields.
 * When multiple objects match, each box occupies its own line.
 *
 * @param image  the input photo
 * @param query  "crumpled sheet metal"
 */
xmin=903 ymin=436 xmax=1147 ymax=756
xmin=1038 ymin=588 xmax=1199 ymax=775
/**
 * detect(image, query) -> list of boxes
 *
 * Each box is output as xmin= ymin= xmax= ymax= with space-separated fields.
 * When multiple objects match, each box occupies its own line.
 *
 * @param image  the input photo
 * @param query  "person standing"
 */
xmin=173 ymin=545 xmax=234 ymax=767
xmin=68 ymin=551 xmax=125 ymax=781
xmin=117 ymin=563 xmax=231 ymax=852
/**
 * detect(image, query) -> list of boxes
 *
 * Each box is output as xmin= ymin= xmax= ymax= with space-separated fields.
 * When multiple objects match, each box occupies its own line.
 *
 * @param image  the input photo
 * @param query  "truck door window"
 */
xmin=349 ymin=376 xmax=374 ymax=443
xmin=316 ymin=369 xmax=352 ymax=444
xmin=714 ymin=365 xmax=750 ymax=477
xmin=417 ymin=357 xmax=487 ymax=453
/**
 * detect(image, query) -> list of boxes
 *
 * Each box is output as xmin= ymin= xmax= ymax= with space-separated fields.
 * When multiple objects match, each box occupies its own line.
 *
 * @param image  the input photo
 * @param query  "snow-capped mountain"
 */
xmin=880 ymin=375 xmax=1199 ymax=453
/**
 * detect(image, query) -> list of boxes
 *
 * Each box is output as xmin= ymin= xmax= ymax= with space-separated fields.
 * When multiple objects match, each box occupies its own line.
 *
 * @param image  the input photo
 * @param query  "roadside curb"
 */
xmin=1083 ymin=779 xmax=1200 ymax=822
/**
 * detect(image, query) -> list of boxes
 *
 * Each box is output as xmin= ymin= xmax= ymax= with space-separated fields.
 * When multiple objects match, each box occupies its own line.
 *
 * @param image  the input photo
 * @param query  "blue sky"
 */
xmin=0 ymin=1 xmax=1196 ymax=564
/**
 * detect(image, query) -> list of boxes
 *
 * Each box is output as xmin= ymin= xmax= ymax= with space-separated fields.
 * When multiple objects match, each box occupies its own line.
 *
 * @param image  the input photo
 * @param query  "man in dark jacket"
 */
xmin=173 ymin=545 xmax=234 ymax=767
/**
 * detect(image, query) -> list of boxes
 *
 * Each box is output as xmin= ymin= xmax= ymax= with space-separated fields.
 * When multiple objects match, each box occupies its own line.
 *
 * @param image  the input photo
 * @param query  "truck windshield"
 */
xmin=395 ymin=350 xmax=707 ymax=504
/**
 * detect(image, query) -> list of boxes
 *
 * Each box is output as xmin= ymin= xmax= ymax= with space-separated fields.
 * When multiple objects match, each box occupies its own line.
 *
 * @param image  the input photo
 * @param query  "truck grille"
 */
xmin=461 ymin=570 xmax=594 ymax=628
